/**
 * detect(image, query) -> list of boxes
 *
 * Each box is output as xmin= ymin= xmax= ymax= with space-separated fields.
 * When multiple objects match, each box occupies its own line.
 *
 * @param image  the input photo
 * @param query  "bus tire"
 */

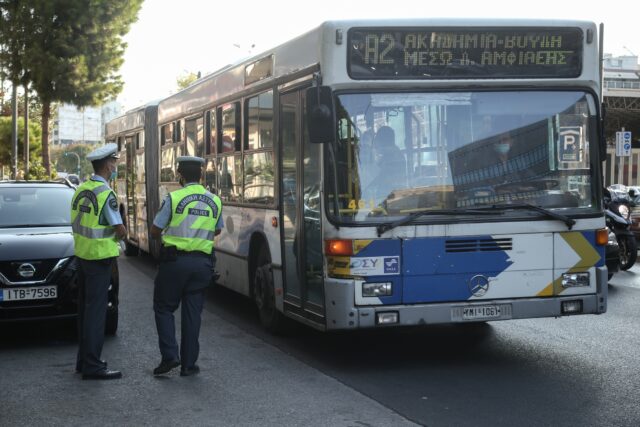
xmin=124 ymin=240 xmax=138 ymax=256
xmin=253 ymin=246 xmax=286 ymax=334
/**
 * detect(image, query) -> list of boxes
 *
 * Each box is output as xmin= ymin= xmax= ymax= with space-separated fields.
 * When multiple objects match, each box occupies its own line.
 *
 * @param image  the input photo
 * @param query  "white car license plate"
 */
xmin=1 ymin=286 xmax=57 ymax=301
xmin=462 ymin=305 xmax=501 ymax=320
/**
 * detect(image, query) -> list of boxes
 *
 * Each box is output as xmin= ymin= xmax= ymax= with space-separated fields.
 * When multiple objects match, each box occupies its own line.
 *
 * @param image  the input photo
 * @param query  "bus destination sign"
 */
xmin=348 ymin=27 xmax=583 ymax=79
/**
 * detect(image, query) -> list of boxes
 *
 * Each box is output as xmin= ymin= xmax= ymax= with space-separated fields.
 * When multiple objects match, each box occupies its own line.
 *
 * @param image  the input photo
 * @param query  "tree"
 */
xmin=25 ymin=0 xmax=143 ymax=175
xmin=0 ymin=115 xmax=41 ymax=166
xmin=176 ymin=71 xmax=200 ymax=91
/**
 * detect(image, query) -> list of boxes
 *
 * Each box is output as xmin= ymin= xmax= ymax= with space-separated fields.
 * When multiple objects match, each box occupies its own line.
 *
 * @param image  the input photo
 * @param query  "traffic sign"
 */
xmin=616 ymin=131 xmax=632 ymax=157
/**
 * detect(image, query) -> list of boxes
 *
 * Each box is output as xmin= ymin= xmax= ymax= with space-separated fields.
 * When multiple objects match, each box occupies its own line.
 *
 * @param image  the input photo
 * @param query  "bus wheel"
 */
xmin=124 ymin=240 xmax=138 ymax=256
xmin=253 ymin=247 xmax=285 ymax=334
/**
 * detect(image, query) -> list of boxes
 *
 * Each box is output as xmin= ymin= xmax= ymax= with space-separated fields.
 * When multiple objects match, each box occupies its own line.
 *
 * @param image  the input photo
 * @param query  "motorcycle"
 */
xmin=604 ymin=188 xmax=637 ymax=271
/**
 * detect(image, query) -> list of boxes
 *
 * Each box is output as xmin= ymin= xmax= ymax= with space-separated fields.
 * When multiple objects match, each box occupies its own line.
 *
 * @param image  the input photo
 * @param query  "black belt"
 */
xmin=176 ymin=250 xmax=210 ymax=258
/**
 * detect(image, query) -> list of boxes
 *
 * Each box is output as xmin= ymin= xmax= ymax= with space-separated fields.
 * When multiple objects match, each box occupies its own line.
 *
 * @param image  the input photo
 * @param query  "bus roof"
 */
xmin=156 ymin=18 xmax=599 ymax=124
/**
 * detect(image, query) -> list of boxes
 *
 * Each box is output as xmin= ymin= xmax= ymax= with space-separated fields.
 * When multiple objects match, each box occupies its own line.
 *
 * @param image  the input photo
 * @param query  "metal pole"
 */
xmin=11 ymin=84 xmax=18 ymax=179
xmin=23 ymin=88 xmax=29 ymax=178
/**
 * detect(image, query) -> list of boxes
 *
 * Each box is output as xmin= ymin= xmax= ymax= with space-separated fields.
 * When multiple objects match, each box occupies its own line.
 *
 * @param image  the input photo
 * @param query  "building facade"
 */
xmin=51 ymin=100 xmax=123 ymax=145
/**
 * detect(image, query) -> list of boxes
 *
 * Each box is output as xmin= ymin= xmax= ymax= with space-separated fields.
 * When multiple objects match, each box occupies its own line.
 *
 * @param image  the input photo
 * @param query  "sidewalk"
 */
xmin=1 ymin=256 xmax=419 ymax=427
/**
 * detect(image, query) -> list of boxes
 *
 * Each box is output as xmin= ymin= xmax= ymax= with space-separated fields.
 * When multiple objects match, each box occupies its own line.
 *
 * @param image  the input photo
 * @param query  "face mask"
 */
xmin=495 ymin=143 xmax=510 ymax=155
xmin=109 ymin=170 xmax=117 ymax=181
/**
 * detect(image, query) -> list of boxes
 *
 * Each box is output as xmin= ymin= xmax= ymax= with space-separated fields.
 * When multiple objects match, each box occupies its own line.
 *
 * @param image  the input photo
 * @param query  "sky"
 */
xmin=117 ymin=0 xmax=640 ymax=111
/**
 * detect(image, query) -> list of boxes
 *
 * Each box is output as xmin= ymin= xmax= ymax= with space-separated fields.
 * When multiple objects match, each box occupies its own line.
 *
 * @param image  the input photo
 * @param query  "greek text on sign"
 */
xmin=348 ymin=27 xmax=583 ymax=79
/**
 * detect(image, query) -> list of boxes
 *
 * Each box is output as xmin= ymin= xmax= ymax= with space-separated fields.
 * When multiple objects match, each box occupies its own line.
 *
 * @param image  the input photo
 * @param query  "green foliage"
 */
xmin=2 ymin=0 xmax=143 ymax=174
xmin=25 ymin=158 xmax=48 ymax=180
xmin=0 ymin=116 xmax=42 ymax=164
xmin=177 ymin=72 xmax=199 ymax=91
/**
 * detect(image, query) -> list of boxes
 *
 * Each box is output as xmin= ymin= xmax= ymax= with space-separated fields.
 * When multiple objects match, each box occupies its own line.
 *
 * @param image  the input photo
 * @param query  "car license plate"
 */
xmin=462 ymin=305 xmax=501 ymax=320
xmin=1 ymin=286 xmax=57 ymax=301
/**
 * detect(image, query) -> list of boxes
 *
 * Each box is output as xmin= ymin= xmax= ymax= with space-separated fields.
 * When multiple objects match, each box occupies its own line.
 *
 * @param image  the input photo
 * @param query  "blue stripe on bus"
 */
xmin=401 ymin=236 xmax=512 ymax=303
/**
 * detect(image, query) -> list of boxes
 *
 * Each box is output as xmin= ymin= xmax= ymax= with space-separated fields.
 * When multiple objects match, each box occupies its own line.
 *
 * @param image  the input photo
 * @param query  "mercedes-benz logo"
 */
xmin=468 ymin=274 xmax=490 ymax=297
xmin=17 ymin=263 xmax=36 ymax=279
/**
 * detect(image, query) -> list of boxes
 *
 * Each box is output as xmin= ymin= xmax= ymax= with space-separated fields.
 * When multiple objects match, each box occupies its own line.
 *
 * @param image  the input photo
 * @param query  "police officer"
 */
xmin=71 ymin=143 xmax=126 ymax=380
xmin=151 ymin=156 xmax=223 ymax=376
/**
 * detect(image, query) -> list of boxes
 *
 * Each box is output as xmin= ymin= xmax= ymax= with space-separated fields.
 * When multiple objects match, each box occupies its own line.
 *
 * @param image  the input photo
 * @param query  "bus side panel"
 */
xmin=215 ymin=205 xmax=282 ymax=297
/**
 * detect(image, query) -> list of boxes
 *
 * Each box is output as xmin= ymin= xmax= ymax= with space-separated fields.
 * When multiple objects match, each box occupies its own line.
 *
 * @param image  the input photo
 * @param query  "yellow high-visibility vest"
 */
xmin=162 ymin=185 xmax=222 ymax=255
xmin=71 ymin=179 xmax=120 ymax=260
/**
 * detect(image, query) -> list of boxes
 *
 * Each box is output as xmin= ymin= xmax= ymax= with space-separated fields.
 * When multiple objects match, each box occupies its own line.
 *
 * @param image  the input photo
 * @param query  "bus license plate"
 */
xmin=462 ymin=305 xmax=501 ymax=320
xmin=1 ymin=286 xmax=57 ymax=301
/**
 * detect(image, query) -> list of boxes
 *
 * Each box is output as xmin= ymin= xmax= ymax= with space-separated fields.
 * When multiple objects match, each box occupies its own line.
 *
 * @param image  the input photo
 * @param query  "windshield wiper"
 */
xmin=474 ymin=202 xmax=576 ymax=230
xmin=376 ymin=208 xmax=497 ymax=236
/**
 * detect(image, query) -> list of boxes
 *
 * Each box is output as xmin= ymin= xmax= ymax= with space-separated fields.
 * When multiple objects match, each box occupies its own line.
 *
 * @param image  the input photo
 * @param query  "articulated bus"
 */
xmin=106 ymin=19 xmax=608 ymax=332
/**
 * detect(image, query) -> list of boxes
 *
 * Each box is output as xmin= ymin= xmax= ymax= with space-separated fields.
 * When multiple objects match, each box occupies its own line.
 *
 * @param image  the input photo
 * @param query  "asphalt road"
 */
xmin=2 ymin=254 xmax=640 ymax=427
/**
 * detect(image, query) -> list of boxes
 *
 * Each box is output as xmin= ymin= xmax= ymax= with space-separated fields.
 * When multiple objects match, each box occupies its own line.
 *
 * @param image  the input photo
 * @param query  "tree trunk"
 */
xmin=41 ymin=100 xmax=51 ymax=176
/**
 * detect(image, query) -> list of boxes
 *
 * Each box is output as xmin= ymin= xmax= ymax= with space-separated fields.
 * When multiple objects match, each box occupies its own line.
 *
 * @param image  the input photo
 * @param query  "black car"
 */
xmin=0 ymin=181 xmax=119 ymax=334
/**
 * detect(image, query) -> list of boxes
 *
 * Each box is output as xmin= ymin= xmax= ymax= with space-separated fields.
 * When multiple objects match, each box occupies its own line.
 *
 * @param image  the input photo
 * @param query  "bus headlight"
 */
xmin=362 ymin=282 xmax=392 ymax=297
xmin=561 ymin=272 xmax=590 ymax=288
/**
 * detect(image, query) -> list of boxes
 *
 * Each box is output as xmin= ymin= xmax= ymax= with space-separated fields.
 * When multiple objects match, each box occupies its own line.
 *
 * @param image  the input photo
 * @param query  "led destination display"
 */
xmin=348 ymin=27 xmax=583 ymax=79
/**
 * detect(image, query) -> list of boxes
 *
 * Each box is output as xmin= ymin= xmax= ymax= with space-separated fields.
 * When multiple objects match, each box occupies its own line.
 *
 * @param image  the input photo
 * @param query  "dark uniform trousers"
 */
xmin=76 ymin=257 xmax=114 ymax=374
xmin=153 ymin=254 xmax=212 ymax=370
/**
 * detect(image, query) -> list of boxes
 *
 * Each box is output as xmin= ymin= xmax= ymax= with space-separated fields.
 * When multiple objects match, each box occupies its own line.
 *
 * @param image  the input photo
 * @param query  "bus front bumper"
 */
xmin=323 ymin=268 xmax=608 ymax=330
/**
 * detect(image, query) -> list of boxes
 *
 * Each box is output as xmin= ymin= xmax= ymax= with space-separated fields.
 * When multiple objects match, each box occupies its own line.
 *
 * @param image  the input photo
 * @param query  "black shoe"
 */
xmin=153 ymin=359 xmax=181 ymax=376
xmin=82 ymin=369 xmax=122 ymax=380
xmin=180 ymin=365 xmax=200 ymax=377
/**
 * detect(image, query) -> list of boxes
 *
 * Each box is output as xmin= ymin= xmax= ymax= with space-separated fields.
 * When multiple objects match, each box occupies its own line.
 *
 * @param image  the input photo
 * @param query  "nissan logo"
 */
xmin=17 ymin=263 xmax=36 ymax=279
xmin=468 ymin=274 xmax=490 ymax=297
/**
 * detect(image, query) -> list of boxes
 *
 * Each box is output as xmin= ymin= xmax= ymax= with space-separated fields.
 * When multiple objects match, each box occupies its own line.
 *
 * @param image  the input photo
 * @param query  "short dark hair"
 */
xmin=91 ymin=158 xmax=110 ymax=173
xmin=178 ymin=163 xmax=202 ymax=182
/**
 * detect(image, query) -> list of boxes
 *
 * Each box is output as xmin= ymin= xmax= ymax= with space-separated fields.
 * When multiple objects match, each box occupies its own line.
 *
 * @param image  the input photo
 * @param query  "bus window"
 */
xmin=217 ymin=154 xmax=242 ymax=202
xmin=196 ymin=115 xmax=204 ymax=157
xmin=160 ymin=146 xmax=175 ymax=182
xmin=246 ymin=91 xmax=273 ymax=150
xmin=185 ymin=117 xmax=198 ymax=156
xmin=221 ymin=103 xmax=241 ymax=153
xmin=162 ymin=123 xmax=173 ymax=146
xmin=205 ymin=158 xmax=217 ymax=193
xmin=174 ymin=120 xmax=182 ymax=142
xmin=208 ymin=109 xmax=218 ymax=155
xmin=243 ymin=152 xmax=274 ymax=204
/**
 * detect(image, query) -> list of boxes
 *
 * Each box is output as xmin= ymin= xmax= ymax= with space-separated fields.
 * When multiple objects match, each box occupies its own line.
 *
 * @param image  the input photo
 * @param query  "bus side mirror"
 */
xmin=306 ymin=86 xmax=335 ymax=144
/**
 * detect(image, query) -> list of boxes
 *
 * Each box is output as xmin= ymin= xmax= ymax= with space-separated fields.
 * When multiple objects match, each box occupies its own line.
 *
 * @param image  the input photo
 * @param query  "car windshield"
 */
xmin=328 ymin=90 xmax=599 ymax=224
xmin=0 ymin=186 xmax=74 ymax=227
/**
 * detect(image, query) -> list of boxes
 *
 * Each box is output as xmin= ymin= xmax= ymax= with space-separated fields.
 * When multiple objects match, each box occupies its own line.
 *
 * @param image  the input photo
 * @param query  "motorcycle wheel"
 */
xmin=619 ymin=235 xmax=638 ymax=271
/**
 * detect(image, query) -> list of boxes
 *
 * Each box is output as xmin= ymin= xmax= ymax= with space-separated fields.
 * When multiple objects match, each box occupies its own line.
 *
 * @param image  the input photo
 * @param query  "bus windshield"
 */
xmin=328 ymin=90 xmax=599 ymax=224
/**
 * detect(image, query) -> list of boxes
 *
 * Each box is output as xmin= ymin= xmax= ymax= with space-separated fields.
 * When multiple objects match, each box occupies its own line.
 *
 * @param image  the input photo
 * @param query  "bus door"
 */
xmin=125 ymin=135 xmax=136 ymax=242
xmin=280 ymin=88 xmax=325 ymax=324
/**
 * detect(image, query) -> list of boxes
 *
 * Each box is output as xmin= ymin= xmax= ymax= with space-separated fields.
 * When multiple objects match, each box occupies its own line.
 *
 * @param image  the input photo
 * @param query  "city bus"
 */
xmin=106 ymin=19 xmax=608 ymax=332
